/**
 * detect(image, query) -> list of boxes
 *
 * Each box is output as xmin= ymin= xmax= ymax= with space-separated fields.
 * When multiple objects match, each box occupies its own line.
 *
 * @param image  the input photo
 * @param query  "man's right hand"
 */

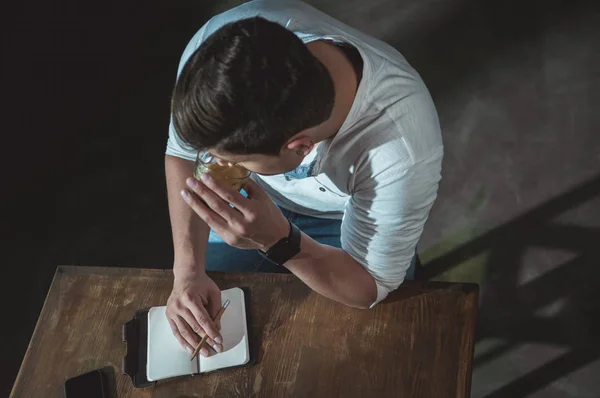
xmin=166 ymin=269 xmax=223 ymax=357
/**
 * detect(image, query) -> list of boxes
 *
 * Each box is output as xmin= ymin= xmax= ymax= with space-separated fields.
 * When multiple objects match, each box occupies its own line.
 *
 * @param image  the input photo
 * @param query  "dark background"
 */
xmin=2 ymin=1 xmax=215 ymax=394
xmin=2 ymin=0 xmax=599 ymax=397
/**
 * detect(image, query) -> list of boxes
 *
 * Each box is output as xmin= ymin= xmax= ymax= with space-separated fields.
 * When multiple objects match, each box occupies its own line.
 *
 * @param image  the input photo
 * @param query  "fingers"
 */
xmin=208 ymin=288 xmax=223 ymax=331
xmin=186 ymin=297 xmax=223 ymax=347
xmin=185 ymin=177 xmax=242 ymax=223
xmin=172 ymin=315 xmax=200 ymax=352
xmin=180 ymin=307 xmax=223 ymax=355
xmin=181 ymin=187 xmax=228 ymax=232
xmin=168 ymin=318 xmax=193 ymax=353
xmin=172 ymin=315 xmax=212 ymax=358
xmin=178 ymin=309 xmax=215 ymax=346
xmin=196 ymin=174 xmax=250 ymax=212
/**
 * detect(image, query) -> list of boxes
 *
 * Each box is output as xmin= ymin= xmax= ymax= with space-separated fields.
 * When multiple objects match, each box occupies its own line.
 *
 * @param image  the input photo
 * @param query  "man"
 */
xmin=165 ymin=0 xmax=442 ymax=357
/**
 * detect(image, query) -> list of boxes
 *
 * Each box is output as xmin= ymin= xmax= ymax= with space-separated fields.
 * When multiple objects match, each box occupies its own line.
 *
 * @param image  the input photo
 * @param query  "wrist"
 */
xmin=257 ymin=220 xmax=302 ymax=266
xmin=259 ymin=218 xmax=290 ymax=252
xmin=173 ymin=256 xmax=205 ymax=281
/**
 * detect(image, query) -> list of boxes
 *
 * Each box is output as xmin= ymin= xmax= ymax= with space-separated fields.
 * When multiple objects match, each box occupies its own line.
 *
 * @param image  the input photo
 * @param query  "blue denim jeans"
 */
xmin=205 ymin=207 xmax=417 ymax=279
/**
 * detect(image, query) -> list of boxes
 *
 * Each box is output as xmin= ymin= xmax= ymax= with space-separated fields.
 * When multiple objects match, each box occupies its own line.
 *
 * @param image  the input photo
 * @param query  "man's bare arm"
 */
xmin=165 ymin=155 xmax=209 ymax=274
xmin=165 ymin=155 xmax=223 ymax=356
xmin=283 ymin=235 xmax=377 ymax=309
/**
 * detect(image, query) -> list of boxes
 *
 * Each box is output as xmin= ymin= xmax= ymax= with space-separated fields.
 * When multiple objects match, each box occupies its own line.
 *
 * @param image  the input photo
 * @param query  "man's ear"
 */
xmin=285 ymin=135 xmax=314 ymax=157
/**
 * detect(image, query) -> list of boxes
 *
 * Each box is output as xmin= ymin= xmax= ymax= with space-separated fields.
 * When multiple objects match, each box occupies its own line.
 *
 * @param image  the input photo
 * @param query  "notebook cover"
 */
xmin=122 ymin=309 xmax=154 ymax=388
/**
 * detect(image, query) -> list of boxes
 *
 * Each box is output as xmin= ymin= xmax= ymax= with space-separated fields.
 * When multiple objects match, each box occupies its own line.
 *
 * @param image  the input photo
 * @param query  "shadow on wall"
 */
xmin=421 ymin=174 xmax=600 ymax=397
xmin=383 ymin=0 xmax=599 ymax=395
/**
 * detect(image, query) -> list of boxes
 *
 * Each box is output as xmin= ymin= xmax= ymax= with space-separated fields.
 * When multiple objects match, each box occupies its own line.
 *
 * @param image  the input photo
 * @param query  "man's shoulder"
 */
xmin=350 ymin=69 xmax=443 ymax=169
xmin=324 ymin=121 xmax=442 ymax=194
xmin=331 ymin=104 xmax=442 ymax=170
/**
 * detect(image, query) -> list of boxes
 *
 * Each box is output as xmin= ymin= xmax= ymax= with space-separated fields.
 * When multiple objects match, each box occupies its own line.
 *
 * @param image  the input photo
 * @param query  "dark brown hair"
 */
xmin=171 ymin=17 xmax=335 ymax=156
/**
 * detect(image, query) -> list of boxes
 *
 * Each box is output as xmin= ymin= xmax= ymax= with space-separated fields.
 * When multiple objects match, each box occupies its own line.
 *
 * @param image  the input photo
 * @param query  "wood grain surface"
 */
xmin=11 ymin=266 xmax=478 ymax=398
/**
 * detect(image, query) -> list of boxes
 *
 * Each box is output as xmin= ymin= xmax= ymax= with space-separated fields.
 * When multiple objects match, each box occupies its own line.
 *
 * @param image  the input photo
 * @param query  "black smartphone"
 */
xmin=64 ymin=369 xmax=106 ymax=398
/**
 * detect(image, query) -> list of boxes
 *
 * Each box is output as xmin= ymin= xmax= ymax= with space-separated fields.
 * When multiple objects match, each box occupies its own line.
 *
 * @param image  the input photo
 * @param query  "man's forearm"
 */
xmin=283 ymin=233 xmax=377 ymax=309
xmin=165 ymin=155 xmax=210 ymax=277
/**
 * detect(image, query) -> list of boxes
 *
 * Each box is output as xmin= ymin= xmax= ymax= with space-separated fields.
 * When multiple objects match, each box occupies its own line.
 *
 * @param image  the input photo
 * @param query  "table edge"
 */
xmin=54 ymin=266 xmax=480 ymax=293
xmin=54 ymin=265 xmax=299 ymax=282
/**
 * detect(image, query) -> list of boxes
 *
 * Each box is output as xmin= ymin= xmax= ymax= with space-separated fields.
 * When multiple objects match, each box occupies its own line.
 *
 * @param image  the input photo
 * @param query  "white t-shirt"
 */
xmin=166 ymin=0 xmax=443 ymax=305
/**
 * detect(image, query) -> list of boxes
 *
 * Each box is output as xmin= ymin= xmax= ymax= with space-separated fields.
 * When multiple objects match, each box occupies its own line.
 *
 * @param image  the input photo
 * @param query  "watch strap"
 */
xmin=258 ymin=221 xmax=301 ymax=266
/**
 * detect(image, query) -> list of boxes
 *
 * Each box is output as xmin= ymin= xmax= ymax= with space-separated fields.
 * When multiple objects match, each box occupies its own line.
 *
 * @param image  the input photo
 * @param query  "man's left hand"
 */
xmin=181 ymin=174 xmax=289 ymax=251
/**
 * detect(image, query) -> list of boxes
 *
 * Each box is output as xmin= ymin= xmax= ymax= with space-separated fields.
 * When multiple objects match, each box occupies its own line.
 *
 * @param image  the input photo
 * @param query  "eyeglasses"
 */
xmin=194 ymin=151 xmax=251 ymax=192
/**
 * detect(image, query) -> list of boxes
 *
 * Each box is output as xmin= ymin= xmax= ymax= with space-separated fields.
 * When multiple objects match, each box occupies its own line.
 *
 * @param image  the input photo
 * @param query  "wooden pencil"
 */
xmin=190 ymin=299 xmax=230 ymax=361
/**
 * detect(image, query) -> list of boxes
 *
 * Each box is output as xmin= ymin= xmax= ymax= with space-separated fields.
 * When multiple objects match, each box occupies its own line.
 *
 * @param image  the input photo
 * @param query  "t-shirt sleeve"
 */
xmin=165 ymin=22 xmax=213 ymax=161
xmin=341 ymin=147 xmax=443 ymax=307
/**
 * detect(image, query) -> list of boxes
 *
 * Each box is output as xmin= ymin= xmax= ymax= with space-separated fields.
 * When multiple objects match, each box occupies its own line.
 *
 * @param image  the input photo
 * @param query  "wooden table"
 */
xmin=11 ymin=266 xmax=478 ymax=398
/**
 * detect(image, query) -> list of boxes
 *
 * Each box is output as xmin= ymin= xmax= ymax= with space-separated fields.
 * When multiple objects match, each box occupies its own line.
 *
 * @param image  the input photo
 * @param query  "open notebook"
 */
xmin=146 ymin=287 xmax=250 ymax=382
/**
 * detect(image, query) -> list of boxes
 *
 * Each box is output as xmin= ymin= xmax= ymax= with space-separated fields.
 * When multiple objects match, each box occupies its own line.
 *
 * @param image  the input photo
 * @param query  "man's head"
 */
xmin=171 ymin=17 xmax=335 ymax=175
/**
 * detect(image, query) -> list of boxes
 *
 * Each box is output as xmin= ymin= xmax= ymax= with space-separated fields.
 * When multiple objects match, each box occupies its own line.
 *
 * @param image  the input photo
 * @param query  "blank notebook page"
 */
xmin=200 ymin=287 xmax=250 ymax=373
xmin=146 ymin=306 xmax=198 ymax=381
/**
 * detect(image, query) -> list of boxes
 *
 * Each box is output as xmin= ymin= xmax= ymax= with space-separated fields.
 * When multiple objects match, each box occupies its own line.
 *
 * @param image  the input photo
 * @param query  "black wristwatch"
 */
xmin=258 ymin=220 xmax=301 ymax=266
